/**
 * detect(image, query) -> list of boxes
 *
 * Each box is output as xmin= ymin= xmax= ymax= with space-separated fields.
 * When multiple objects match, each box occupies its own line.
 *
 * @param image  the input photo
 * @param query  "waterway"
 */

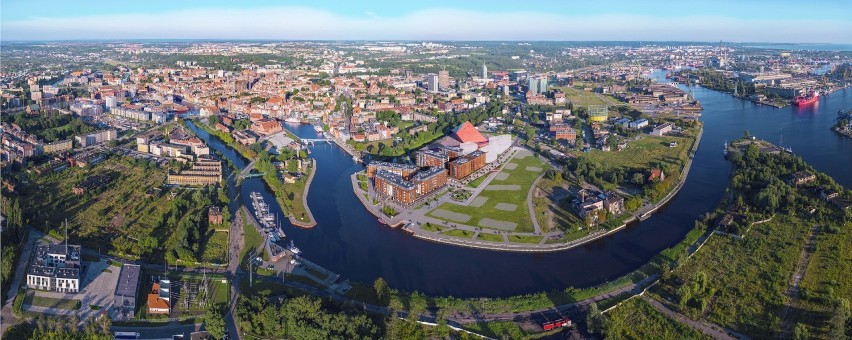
xmin=186 ymin=77 xmax=852 ymax=298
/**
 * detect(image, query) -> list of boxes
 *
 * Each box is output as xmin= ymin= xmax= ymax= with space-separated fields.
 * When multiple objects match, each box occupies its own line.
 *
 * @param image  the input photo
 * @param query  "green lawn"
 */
xmin=796 ymin=223 xmax=852 ymax=338
xmin=213 ymin=280 xmax=230 ymax=304
xmin=604 ymin=298 xmax=710 ymax=339
xmin=581 ymin=133 xmax=693 ymax=189
xmin=507 ymin=235 xmax=543 ymax=244
xmin=462 ymin=321 xmax=533 ymax=339
xmin=554 ymin=86 xmax=608 ymax=107
xmin=24 ymin=292 xmax=80 ymax=310
xmin=441 ymin=229 xmax=473 ymax=238
xmin=200 ymin=231 xmax=229 ymax=264
xmin=466 ymin=174 xmax=489 ymax=188
xmin=420 ymin=223 xmax=444 ymax=233
xmin=240 ymin=209 xmax=264 ymax=265
xmin=476 ymin=232 xmax=504 ymax=242
xmin=429 ymin=151 xmax=547 ymax=233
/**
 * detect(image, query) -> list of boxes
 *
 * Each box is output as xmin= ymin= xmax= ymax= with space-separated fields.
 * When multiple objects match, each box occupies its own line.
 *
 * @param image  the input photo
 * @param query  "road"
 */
xmin=0 ymin=229 xmax=40 ymax=334
xmin=640 ymin=296 xmax=738 ymax=340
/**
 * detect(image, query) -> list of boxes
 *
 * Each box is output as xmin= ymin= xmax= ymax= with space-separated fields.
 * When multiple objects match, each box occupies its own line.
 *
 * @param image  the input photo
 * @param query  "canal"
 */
xmin=187 ymin=76 xmax=852 ymax=298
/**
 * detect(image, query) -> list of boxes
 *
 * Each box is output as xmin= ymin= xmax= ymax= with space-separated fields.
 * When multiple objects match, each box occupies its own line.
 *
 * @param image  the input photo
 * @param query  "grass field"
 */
xmin=532 ymin=176 xmax=584 ymax=234
xmin=429 ymin=151 xmax=547 ymax=233
xmin=477 ymin=232 xmax=504 ymax=242
xmin=466 ymin=174 xmax=489 ymax=188
xmin=421 ymin=223 xmax=444 ymax=233
xmin=240 ymin=209 xmax=265 ymax=265
xmin=554 ymin=86 xmax=609 ymax=107
xmin=200 ymin=231 xmax=229 ymax=264
xmin=650 ymin=215 xmax=809 ymax=337
xmin=24 ymin=292 xmax=80 ymax=310
xmin=580 ymin=132 xmax=693 ymax=191
xmin=442 ymin=229 xmax=473 ymax=238
xmin=604 ymin=298 xmax=710 ymax=339
xmin=794 ymin=223 xmax=852 ymax=338
xmin=508 ymin=235 xmax=542 ymax=244
xmin=462 ymin=321 xmax=533 ymax=339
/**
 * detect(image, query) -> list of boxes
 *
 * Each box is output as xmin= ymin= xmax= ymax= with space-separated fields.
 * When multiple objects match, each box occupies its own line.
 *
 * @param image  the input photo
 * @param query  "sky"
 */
xmin=2 ymin=0 xmax=851 ymax=43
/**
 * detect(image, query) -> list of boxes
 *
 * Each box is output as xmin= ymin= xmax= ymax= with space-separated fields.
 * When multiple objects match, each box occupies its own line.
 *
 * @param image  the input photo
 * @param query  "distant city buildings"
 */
xmin=75 ymin=129 xmax=117 ymax=147
xmin=438 ymin=70 xmax=450 ymax=89
xmin=426 ymin=73 xmax=439 ymax=92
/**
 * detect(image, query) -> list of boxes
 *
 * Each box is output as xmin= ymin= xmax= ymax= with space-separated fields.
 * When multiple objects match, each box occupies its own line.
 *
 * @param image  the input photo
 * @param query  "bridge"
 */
xmin=302 ymin=138 xmax=331 ymax=145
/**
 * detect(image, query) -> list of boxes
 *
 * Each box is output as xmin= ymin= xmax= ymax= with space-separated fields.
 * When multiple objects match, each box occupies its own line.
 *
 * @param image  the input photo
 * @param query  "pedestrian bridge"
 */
xmin=302 ymin=138 xmax=331 ymax=145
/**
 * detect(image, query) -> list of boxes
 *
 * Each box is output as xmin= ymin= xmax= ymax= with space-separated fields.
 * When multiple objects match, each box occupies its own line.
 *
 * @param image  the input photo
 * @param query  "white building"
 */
xmin=26 ymin=244 xmax=81 ymax=293
xmin=629 ymin=119 xmax=649 ymax=129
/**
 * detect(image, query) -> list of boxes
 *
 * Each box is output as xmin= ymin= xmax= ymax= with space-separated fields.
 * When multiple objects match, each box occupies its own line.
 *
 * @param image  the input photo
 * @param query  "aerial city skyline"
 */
xmin=1 ymin=1 xmax=851 ymax=339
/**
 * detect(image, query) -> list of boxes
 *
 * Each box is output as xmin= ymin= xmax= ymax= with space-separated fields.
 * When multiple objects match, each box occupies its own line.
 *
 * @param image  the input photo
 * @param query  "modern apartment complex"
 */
xmin=26 ymin=244 xmax=82 ymax=293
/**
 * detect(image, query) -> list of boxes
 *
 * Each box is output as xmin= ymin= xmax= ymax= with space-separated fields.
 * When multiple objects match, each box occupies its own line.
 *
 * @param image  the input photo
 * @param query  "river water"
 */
xmin=187 ymin=73 xmax=851 ymax=298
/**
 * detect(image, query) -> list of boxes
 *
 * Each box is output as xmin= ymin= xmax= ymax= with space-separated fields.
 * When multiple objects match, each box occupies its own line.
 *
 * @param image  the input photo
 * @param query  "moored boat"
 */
xmin=793 ymin=91 xmax=819 ymax=106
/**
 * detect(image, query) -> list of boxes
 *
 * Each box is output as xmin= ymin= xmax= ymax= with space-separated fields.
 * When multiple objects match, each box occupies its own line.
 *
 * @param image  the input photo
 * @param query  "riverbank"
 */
xmin=833 ymin=126 xmax=852 ymax=139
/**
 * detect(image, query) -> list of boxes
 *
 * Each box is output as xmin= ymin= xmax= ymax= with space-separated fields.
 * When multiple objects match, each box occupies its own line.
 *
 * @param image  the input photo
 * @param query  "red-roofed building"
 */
xmin=251 ymin=118 xmax=283 ymax=135
xmin=648 ymin=168 xmax=665 ymax=182
xmin=452 ymin=121 xmax=488 ymax=146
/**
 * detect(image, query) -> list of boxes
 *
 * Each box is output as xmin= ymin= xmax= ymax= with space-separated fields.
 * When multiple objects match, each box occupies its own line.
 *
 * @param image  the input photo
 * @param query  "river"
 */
xmin=186 ymin=75 xmax=852 ymax=298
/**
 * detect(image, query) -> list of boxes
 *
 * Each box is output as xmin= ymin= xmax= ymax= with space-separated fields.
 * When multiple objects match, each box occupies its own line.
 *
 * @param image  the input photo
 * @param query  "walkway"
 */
xmin=526 ymin=172 xmax=545 ymax=234
xmin=778 ymin=225 xmax=820 ymax=338
xmin=0 ymin=229 xmax=39 ymax=334
xmin=640 ymin=296 xmax=738 ymax=340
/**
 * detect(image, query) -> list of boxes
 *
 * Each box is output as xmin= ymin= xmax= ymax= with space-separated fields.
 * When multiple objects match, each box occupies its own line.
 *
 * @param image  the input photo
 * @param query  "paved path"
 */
xmin=778 ymin=225 xmax=820 ymax=338
xmin=112 ymin=322 xmax=203 ymax=339
xmin=640 ymin=296 xmax=738 ymax=340
xmin=526 ymin=172 xmax=546 ymax=234
xmin=0 ymin=229 xmax=39 ymax=334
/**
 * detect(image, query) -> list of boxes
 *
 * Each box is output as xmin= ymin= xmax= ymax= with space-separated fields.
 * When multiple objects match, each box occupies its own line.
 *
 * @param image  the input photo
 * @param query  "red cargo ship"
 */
xmin=793 ymin=91 xmax=819 ymax=106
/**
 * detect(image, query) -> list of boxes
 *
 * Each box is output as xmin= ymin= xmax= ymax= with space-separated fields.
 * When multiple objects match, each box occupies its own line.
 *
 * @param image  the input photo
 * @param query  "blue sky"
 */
xmin=3 ymin=0 xmax=851 ymax=42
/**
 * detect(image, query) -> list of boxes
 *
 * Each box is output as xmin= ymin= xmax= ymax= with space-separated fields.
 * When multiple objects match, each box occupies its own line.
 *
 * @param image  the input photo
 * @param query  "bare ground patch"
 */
xmin=470 ymin=196 xmax=488 ymax=207
xmin=478 ymin=218 xmax=518 ymax=231
xmin=430 ymin=209 xmax=472 ymax=223
xmin=485 ymin=184 xmax=521 ymax=191
xmin=494 ymin=203 xmax=518 ymax=211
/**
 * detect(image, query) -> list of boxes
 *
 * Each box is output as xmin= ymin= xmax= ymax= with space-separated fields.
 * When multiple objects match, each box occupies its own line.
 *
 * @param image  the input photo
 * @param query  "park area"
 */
xmin=427 ymin=149 xmax=547 ymax=233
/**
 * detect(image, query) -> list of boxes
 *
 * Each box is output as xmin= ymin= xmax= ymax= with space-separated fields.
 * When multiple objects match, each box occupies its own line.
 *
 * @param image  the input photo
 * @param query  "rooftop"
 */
xmin=114 ymin=264 xmax=141 ymax=297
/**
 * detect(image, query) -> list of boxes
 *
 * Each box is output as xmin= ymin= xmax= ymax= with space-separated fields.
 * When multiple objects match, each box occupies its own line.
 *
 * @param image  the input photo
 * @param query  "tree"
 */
xmin=374 ymin=277 xmax=390 ymax=304
xmin=793 ymin=323 xmax=809 ymax=340
xmin=208 ymin=115 xmax=218 ymax=126
xmin=205 ymin=304 xmax=227 ymax=339
xmin=630 ymin=172 xmax=645 ymax=186
xmin=586 ymin=302 xmax=603 ymax=334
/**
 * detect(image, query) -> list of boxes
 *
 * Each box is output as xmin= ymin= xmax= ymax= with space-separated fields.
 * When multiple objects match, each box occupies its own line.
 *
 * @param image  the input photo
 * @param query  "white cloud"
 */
xmin=2 ymin=6 xmax=850 ymax=43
